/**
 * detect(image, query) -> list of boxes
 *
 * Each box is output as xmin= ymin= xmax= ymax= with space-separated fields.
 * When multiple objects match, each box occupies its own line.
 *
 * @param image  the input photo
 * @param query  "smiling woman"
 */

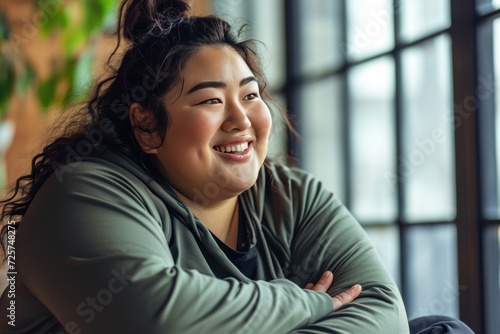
xmin=140 ymin=46 xmax=271 ymax=203
xmin=0 ymin=0 xmax=412 ymax=333
xmin=131 ymin=45 xmax=273 ymax=247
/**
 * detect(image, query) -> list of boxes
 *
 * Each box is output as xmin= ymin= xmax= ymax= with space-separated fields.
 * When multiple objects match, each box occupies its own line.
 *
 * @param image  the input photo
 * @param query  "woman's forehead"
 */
xmin=180 ymin=45 xmax=254 ymax=84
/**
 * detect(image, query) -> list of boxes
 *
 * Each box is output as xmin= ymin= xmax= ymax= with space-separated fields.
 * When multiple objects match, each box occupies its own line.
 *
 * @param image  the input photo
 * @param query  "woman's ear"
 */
xmin=129 ymin=103 xmax=161 ymax=154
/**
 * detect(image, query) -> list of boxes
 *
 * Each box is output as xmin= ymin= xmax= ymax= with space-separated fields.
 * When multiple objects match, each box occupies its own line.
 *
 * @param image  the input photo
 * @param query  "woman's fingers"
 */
xmin=303 ymin=271 xmax=362 ymax=311
xmin=305 ymin=271 xmax=333 ymax=293
xmin=332 ymin=284 xmax=362 ymax=311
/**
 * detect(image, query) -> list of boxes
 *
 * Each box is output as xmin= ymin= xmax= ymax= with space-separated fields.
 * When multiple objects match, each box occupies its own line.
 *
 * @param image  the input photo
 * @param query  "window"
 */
xmin=289 ymin=0 xmax=461 ymax=322
xmin=212 ymin=0 xmax=495 ymax=331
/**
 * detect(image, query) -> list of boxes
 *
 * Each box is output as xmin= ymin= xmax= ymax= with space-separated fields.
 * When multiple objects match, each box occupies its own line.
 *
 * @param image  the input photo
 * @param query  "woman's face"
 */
xmin=154 ymin=45 xmax=272 ymax=205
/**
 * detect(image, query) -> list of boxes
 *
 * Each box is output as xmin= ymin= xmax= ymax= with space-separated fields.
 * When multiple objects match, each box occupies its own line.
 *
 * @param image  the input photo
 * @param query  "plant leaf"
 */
xmin=61 ymin=56 xmax=77 ymax=105
xmin=0 ymin=53 xmax=14 ymax=118
xmin=71 ymin=47 xmax=94 ymax=102
xmin=37 ymin=74 xmax=58 ymax=111
xmin=62 ymin=27 xmax=87 ymax=56
xmin=101 ymin=0 xmax=119 ymax=31
xmin=0 ymin=12 xmax=9 ymax=41
xmin=16 ymin=62 xmax=36 ymax=95
xmin=83 ymin=0 xmax=105 ymax=32
xmin=38 ymin=1 xmax=65 ymax=37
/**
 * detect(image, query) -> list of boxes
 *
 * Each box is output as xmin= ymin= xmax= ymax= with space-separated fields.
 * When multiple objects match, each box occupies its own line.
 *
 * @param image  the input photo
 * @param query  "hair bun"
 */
xmin=122 ymin=0 xmax=191 ymax=45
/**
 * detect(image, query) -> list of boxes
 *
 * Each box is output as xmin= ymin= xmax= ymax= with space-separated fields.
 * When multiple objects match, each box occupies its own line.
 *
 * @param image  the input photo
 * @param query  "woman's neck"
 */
xmin=176 ymin=192 xmax=239 ymax=249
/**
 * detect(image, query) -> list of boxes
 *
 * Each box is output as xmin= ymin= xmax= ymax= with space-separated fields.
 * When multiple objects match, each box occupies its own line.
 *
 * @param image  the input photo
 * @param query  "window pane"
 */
xmin=212 ymin=0 xmax=285 ymax=89
xmin=299 ymin=0 xmax=343 ymax=75
xmin=405 ymin=225 xmax=459 ymax=319
xmin=483 ymin=225 xmax=500 ymax=334
xmin=401 ymin=35 xmax=455 ymax=222
xmin=399 ymin=0 xmax=450 ymax=42
xmin=489 ymin=19 xmax=500 ymax=219
xmin=476 ymin=18 xmax=500 ymax=219
xmin=348 ymin=57 xmax=397 ymax=223
xmin=477 ymin=0 xmax=500 ymax=14
xmin=300 ymin=77 xmax=345 ymax=201
xmin=346 ymin=0 xmax=394 ymax=61
xmin=364 ymin=225 xmax=400 ymax=287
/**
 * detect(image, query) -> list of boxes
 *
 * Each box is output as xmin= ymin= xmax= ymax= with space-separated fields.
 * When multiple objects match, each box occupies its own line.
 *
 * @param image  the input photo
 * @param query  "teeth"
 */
xmin=215 ymin=142 xmax=249 ymax=153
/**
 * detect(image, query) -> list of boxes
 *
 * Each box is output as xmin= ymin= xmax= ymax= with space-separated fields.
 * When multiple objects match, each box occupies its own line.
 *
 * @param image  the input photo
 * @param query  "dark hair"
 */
xmin=0 ymin=0 xmax=289 ymax=259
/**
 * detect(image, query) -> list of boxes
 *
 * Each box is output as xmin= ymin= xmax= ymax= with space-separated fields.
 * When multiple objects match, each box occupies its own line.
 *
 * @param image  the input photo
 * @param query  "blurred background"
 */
xmin=0 ymin=0 xmax=498 ymax=333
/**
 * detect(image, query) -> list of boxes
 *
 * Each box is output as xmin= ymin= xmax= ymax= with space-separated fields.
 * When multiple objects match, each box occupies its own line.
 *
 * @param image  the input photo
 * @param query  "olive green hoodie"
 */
xmin=0 ymin=150 xmax=409 ymax=333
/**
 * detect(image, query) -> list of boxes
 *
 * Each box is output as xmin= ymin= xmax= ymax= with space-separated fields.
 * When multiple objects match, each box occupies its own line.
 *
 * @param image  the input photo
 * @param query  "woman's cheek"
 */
xmin=183 ymin=113 xmax=219 ymax=139
xmin=255 ymin=103 xmax=272 ymax=137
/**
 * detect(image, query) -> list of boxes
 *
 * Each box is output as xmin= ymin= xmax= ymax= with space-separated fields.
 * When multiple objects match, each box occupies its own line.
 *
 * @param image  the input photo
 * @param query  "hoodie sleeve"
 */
xmin=16 ymin=163 xmax=333 ymax=334
xmin=268 ymin=166 xmax=410 ymax=334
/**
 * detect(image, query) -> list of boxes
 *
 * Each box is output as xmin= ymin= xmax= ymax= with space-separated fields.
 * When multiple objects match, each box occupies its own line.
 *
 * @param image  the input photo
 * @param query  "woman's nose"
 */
xmin=222 ymin=102 xmax=251 ymax=132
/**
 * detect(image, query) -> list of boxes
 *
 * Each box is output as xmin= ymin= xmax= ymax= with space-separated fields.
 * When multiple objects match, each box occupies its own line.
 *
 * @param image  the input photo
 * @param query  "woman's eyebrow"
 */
xmin=186 ymin=76 xmax=258 ymax=95
xmin=240 ymin=76 xmax=258 ymax=87
xmin=187 ymin=81 xmax=225 ymax=94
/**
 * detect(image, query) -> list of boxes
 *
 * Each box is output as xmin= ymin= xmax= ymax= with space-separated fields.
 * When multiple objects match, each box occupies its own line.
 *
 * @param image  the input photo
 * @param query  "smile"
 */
xmin=213 ymin=141 xmax=249 ymax=154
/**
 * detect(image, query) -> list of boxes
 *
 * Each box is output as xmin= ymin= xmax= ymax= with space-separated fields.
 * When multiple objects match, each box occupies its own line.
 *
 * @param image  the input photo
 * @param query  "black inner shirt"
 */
xmin=212 ymin=207 xmax=258 ymax=279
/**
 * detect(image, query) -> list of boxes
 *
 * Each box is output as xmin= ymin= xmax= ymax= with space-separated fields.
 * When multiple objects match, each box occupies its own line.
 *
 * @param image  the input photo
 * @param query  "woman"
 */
xmin=0 ymin=0 xmax=413 ymax=333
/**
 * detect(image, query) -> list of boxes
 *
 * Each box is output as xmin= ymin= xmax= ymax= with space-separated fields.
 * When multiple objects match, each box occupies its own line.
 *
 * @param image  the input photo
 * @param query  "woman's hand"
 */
xmin=304 ymin=271 xmax=362 ymax=311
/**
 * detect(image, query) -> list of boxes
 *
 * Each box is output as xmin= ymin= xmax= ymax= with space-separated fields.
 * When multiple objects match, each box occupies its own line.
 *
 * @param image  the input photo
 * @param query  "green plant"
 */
xmin=0 ymin=0 xmax=118 ymax=119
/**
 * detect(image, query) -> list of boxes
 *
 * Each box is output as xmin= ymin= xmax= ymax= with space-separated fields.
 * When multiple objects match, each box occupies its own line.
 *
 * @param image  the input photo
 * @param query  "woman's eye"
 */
xmin=243 ymin=93 xmax=259 ymax=101
xmin=200 ymin=98 xmax=222 ymax=105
